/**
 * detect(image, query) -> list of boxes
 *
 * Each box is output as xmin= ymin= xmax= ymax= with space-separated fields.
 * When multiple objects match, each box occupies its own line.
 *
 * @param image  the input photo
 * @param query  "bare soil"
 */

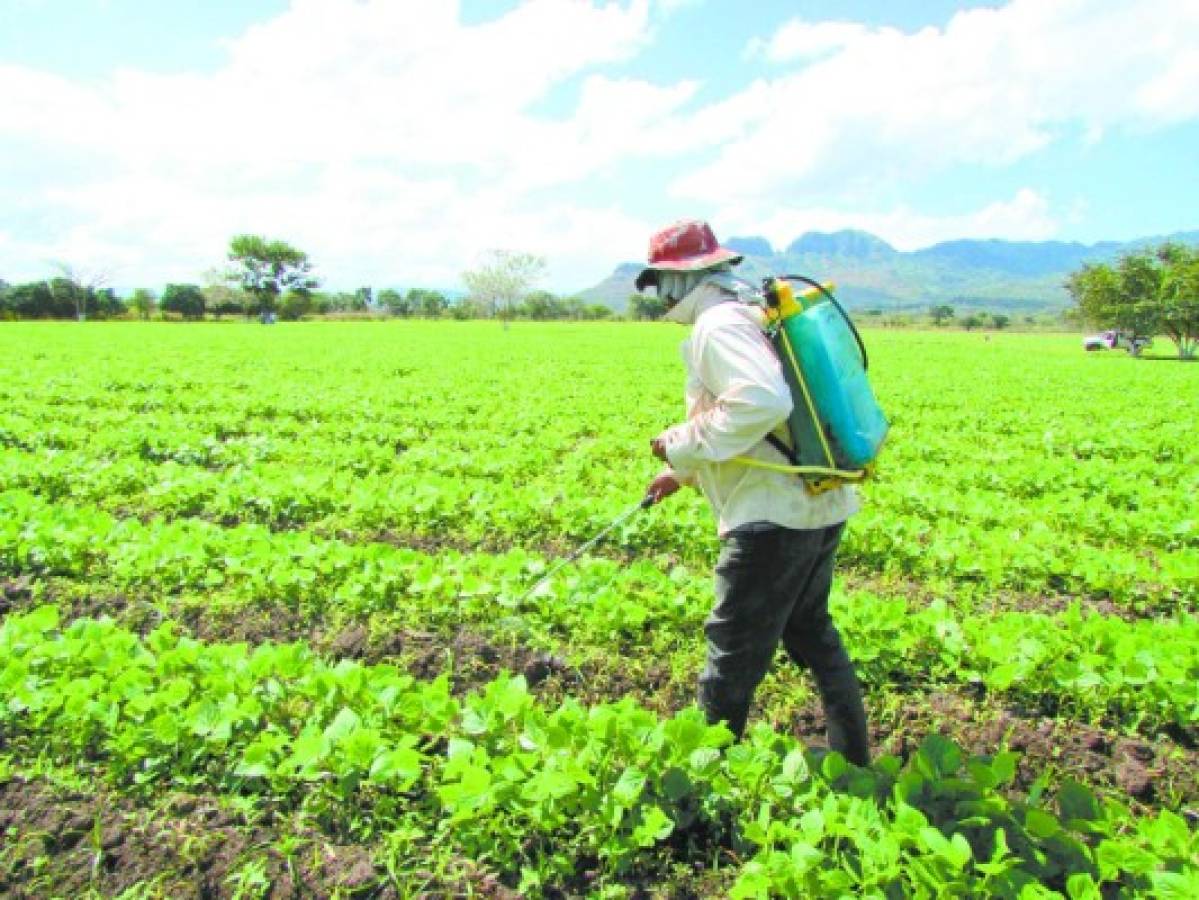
xmin=0 ymin=775 xmax=394 ymax=899
xmin=838 ymin=569 xmax=1160 ymax=623
xmin=0 ymin=576 xmax=34 ymax=615
xmin=0 ymin=772 xmax=726 ymax=899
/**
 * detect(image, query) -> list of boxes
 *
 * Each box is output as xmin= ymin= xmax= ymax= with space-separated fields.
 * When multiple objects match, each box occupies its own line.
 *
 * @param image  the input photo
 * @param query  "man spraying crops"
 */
xmin=637 ymin=219 xmax=870 ymax=766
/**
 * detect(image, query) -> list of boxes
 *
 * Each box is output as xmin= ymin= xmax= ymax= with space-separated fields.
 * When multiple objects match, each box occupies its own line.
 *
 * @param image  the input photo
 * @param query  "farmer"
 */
xmin=637 ymin=219 xmax=870 ymax=765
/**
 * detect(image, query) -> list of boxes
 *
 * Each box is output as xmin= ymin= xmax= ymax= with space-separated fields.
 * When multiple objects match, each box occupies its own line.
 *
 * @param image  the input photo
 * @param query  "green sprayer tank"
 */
xmin=762 ymin=276 xmax=889 ymax=489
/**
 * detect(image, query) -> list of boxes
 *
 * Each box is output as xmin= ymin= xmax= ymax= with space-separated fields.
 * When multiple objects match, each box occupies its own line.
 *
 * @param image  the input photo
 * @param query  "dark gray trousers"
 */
xmin=697 ymin=522 xmax=870 ymax=766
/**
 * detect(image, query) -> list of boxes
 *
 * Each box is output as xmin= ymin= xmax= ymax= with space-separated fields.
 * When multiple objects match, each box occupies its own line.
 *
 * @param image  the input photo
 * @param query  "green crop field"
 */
xmin=1 ymin=321 xmax=1196 ymax=898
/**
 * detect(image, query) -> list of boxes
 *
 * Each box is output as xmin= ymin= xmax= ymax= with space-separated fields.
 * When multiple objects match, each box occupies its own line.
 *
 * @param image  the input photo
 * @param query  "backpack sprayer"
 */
xmin=736 ymin=275 xmax=890 ymax=494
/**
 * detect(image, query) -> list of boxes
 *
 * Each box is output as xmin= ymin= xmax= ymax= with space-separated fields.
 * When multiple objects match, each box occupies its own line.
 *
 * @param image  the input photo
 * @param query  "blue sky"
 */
xmin=1 ymin=0 xmax=1196 ymax=292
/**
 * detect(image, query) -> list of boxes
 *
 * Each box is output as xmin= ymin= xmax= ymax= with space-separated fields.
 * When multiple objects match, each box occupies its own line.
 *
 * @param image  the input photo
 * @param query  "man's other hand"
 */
xmin=650 ymin=436 xmax=668 ymax=462
xmin=646 ymin=473 xmax=681 ymax=505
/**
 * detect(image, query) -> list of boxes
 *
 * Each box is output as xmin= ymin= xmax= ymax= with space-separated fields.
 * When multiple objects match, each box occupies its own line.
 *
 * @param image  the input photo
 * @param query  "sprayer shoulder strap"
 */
xmin=749 ymin=315 xmax=804 ymax=471
xmin=763 ymin=432 xmax=799 ymax=466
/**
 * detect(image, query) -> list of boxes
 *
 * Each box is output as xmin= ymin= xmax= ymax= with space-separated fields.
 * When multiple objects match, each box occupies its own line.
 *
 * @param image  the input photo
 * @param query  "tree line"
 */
xmin=7 ymin=235 xmax=1193 ymax=349
xmin=0 ymin=276 xmax=125 ymax=320
xmin=0 ymin=236 xmax=614 ymax=323
xmin=0 ymin=279 xmax=619 ymax=322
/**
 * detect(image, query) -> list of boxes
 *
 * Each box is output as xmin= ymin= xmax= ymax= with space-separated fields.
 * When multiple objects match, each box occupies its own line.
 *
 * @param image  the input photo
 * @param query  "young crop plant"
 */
xmin=3 ymin=322 xmax=1197 ymax=896
xmin=2 ymin=606 xmax=1197 ymax=897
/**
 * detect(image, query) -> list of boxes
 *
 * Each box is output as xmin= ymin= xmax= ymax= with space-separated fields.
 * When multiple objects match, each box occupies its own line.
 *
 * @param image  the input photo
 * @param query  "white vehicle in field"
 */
xmin=1083 ymin=329 xmax=1152 ymax=355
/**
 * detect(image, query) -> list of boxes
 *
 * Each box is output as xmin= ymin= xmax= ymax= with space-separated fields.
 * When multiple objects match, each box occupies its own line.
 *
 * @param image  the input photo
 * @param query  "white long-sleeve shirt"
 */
xmin=658 ymin=281 xmax=860 ymax=537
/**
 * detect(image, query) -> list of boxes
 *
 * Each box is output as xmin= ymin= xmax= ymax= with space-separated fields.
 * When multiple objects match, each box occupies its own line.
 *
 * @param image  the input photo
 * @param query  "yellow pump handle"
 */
xmin=765 ymin=279 xmax=836 ymax=324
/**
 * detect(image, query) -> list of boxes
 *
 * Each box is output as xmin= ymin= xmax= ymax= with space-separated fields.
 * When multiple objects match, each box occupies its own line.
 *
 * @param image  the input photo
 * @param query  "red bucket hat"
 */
xmin=635 ymin=219 xmax=743 ymax=292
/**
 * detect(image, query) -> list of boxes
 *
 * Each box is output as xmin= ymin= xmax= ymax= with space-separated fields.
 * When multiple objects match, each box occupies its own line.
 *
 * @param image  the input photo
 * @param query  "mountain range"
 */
xmin=577 ymin=229 xmax=1199 ymax=313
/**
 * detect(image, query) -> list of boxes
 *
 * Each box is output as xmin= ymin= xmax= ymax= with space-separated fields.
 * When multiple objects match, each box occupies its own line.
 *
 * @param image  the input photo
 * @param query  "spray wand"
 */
xmin=516 ymin=494 xmax=654 ymax=605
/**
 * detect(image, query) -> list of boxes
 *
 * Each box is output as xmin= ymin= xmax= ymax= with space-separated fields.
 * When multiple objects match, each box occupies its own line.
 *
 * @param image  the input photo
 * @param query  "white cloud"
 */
xmin=681 ymin=0 xmax=1199 ymax=205
xmin=745 ymin=18 xmax=877 ymax=63
xmin=1 ymin=0 xmax=1197 ymax=292
xmin=0 ymin=0 xmax=668 ymax=289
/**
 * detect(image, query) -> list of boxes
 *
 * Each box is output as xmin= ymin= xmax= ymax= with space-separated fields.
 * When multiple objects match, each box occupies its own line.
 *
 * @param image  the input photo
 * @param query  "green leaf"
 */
xmin=632 ymin=805 xmax=673 ymax=847
xmin=437 ymin=764 xmax=492 ymax=811
xmin=689 ymin=747 xmax=721 ymax=777
xmin=340 ymin=726 xmax=383 ymax=770
xmin=523 ymin=767 xmax=577 ymax=802
xmin=661 ymin=767 xmax=692 ymax=802
xmin=663 ymin=713 xmax=707 ymax=754
xmin=281 ymin=731 xmax=330 ymax=778
xmin=916 ymin=734 xmax=962 ymax=778
xmin=23 ymin=604 xmax=61 ymax=635
xmin=323 ymin=706 xmax=362 ymax=743
xmin=236 ymin=741 xmax=276 ymax=778
xmin=990 ymin=751 xmax=1018 ymax=786
xmin=781 ymin=749 xmax=808 ymax=783
xmin=946 ymin=833 xmax=973 ymax=869
xmin=613 ymin=767 xmax=646 ymax=805
xmin=1148 ymin=870 xmax=1199 ymax=900
xmin=1096 ymin=839 xmax=1160 ymax=879
xmin=369 ymin=747 xmax=423 ymax=786
xmin=1058 ymin=779 xmax=1100 ymax=824
xmin=151 ymin=713 xmax=181 ymax=745
xmin=820 ymin=752 xmax=848 ymax=781
xmin=1067 ymin=872 xmax=1102 ymax=900
xmin=1024 ymin=808 xmax=1061 ymax=840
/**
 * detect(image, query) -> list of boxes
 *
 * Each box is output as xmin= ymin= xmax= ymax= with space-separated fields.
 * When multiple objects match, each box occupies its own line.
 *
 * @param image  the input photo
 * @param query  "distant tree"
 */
xmin=449 ymin=298 xmax=475 ymax=320
xmin=1067 ymin=243 xmax=1199 ymax=359
xmin=1158 ymin=244 xmax=1199 ymax=359
xmin=279 ymin=289 xmax=314 ymax=321
xmin=227 ymin=235 xmax=317 ymax=323
xmin=378 ymin=288 xmax=410 ymax=317
xmin=6 ymin=282 xmax=56 ymax=318
xmin=628 ymin=292 xmax=666 ymax=320
xmin=562 ymin=296 xmax=586 ymax=320
xmin=47 ymin=276 xmax=88 ymax=320
xmin=353 ymin=287 xmax=373 ymax=311
xmin=960 ymin=312 xmax=986 ymax=331
xmin=161 ymin=283 xmax=206 ymax=320
xmin=407 ymin=288 xmax=448 ymax=318
xmin=50 ymin=262 xmax=111 ymax=321
xmin=93 ymin=288 xmax=124 ymax=319
xmin=991 ymin=314 xmax=1010 ymax=330
xmin=522 ymin=289 xmax=564 ymax=319
xmin=929 ymin=304 xmax=955 ymax=326
xmin=461 ymin=250 xmax=546 ymax=321
xmin=129 ymin=288 xmax=157 ymax=320
xmin=320 ymin=292 xmax=357 ymax=313
xmin=202 ymin=268 xmax=247 ymax=319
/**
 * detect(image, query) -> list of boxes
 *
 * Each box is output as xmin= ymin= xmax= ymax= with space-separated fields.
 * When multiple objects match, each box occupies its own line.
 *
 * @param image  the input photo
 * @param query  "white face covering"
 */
xmin=657 ymin=270 xmax=705 ymax=304
xmin=658 ymin=264 xmax=736 ymax=324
